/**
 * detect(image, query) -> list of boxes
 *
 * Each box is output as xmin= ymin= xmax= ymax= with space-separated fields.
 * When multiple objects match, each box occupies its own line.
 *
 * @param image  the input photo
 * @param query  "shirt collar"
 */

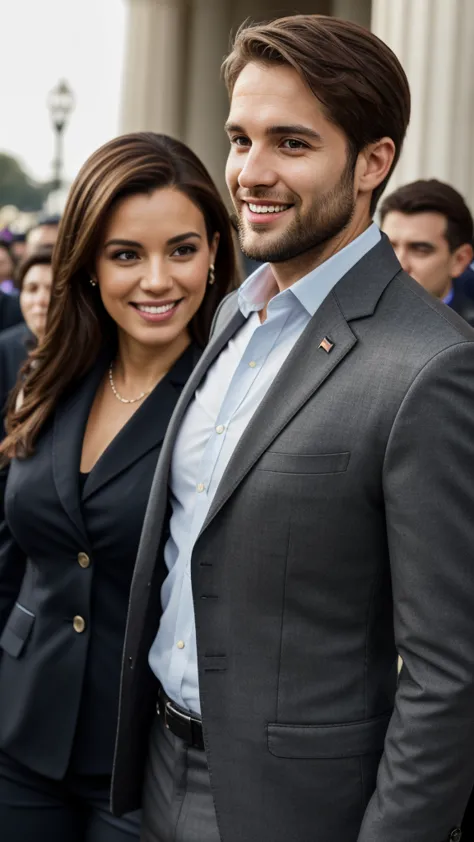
xmin=238 ymin=223 xmax=381 ymax=318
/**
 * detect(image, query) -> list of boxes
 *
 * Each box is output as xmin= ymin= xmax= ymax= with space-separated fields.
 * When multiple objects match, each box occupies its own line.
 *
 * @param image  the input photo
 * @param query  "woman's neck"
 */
xmin=113 ymin=330 xmax=191 ymax=392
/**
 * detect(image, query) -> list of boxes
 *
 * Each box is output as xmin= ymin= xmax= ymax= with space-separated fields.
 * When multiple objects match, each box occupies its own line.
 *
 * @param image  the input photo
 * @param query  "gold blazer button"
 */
xmin=73 ymin=616 xmax=86 ymax=633
xmin=77 ymin=552 xmax=90 ymax=569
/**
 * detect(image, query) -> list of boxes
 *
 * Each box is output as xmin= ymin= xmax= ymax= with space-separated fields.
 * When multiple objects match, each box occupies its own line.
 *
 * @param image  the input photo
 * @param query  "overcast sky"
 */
xmin=1 ymin=0 xmax=127 ymax=183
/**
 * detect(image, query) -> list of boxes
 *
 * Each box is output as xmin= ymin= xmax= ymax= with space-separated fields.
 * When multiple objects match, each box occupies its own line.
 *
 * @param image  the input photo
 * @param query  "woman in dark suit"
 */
xmin=0 ymin=246 xmax=53 ymax=437
xmin=0 ymin=133 xmax=237 ymax=841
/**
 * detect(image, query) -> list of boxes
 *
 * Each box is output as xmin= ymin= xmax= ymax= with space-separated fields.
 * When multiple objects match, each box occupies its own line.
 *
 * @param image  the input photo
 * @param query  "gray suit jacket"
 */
xmin=112 ymin=235 xmax=474 ymax=842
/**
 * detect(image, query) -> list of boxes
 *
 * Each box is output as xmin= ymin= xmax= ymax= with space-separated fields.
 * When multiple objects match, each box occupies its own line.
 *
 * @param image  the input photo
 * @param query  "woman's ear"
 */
xmin=210 ymin=232 xmax=220 ymax=265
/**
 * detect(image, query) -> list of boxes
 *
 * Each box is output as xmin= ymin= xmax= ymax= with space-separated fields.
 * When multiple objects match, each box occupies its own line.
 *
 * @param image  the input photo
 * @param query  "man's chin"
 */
xmin=240 ymin=230 xmax=285 ymax=263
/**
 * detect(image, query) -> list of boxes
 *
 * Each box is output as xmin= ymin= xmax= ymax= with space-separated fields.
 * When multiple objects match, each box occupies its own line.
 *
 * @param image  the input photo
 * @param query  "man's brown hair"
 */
xmin=223 ymin=15 xmax=411 ymax=213
xmin=380 ymin=179 xmax=474 ymax=252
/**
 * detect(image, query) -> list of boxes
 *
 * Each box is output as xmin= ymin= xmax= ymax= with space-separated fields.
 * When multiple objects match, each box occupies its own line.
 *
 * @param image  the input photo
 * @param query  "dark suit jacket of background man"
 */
xmin=0 ymin=322 xmax=34 ymax=438
xmin=112 ymin=236 xmax=474 ymax=842
xmin=0 ymin=291 xmax=22 ymax=333
xmin=449 ymin=286 xmax=474 ymax=327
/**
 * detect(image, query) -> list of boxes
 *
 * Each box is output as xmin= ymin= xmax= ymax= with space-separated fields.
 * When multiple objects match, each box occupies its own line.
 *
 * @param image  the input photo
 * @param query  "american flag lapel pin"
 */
xmin=319 ymin=337 xmax=334 ymax=354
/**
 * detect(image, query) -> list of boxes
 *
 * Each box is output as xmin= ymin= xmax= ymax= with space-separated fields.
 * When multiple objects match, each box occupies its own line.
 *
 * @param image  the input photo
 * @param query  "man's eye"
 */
xmin=231 ymin=136 xmax=250 ymax=147
xmin=281 ymin=139 xmax=307 ymax=150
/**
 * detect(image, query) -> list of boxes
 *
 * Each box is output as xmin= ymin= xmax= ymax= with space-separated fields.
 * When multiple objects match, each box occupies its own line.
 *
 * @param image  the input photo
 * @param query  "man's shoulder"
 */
xmin=380 ymin=269 xmax=474 ymax=352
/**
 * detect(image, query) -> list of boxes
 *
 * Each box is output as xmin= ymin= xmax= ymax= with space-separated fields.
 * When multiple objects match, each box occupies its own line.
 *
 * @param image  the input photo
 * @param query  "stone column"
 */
xmin=120 ymin=0 xmax=187 ymax=138
xmin=371 ymin=0 xmax=474 ymax=207
xmin=331 ymin=0 xmax=371 ymax=28
xmin=184 ymin=0 xmax=233 ymax=198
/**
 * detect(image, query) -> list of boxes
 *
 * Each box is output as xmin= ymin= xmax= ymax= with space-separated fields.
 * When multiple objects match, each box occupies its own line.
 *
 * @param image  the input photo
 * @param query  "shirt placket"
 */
xmin=170 ymin=304 xmax=291 ymax=706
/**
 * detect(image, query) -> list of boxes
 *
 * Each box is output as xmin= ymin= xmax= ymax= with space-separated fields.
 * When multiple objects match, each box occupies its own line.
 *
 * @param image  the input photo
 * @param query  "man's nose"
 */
xmin=394 ymin=248 xmax=411 ymax=274
xmin=237 ymin=148 xmax=277 ymax=190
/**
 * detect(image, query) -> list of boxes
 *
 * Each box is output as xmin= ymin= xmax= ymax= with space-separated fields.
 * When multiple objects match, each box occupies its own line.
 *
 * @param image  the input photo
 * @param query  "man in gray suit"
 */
xmin=113 ymin=16 xmax=474 ymax=842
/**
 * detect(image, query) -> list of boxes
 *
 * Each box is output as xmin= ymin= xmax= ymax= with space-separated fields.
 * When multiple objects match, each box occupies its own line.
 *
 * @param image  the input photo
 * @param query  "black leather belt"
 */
xmin=157 ymin=686 xmax=205 ymax=751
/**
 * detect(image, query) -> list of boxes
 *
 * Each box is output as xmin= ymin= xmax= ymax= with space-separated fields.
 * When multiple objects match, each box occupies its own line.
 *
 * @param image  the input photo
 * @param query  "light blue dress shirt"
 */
xmin=149 ymin=223 xmax=381 ymax=714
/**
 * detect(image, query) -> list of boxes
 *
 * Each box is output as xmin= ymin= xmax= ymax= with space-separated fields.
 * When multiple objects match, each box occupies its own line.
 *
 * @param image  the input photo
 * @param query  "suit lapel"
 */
xmin=82 ymin=344 xmax=197 ymax=500
xmin=200 ymin=291 xmax=356 ymax=533
xmin=52 ymin=358 xmax=107 ymax=541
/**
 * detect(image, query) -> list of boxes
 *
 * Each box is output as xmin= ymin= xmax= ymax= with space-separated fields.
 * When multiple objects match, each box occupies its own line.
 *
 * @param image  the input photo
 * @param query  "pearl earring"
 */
xmin=90 ymin=277 xmax=97 ymax=287
xmin=208 ymin=264 xmax=215 ymax=285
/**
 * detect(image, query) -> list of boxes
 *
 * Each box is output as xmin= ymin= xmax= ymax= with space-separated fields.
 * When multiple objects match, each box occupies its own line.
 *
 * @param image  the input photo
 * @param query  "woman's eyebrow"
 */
xmin=167 ymin=232 xmax=202 ymax=246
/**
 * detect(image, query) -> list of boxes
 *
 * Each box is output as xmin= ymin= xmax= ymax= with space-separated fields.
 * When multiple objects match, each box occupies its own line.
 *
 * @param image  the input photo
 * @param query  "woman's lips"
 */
xmin=130 ymin=300 xmax=182 ymax=323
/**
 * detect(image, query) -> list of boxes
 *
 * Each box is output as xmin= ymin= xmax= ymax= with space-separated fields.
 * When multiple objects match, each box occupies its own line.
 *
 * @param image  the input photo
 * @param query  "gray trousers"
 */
xmin=141 ymin=714 xmax=221 ymax=842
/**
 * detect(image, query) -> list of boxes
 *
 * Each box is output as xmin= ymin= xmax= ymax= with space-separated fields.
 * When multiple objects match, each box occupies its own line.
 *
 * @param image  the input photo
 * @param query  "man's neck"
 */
xmin=270 ymin=217 xmax=373 ymax=292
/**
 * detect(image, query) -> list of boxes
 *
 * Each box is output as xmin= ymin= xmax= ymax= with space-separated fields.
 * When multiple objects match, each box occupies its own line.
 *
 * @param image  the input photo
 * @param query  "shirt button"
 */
xmin=77 ymin=552 xmax=90 ymax=569
xmin=196 ymin=483 xmax=205 ymax=493
xmin=215 ymin=425 xmax=225 ymax=434
xmin=177 ymin=640 xmax=185 ymax=649
xmin=73 ymin=616 xmax=86 ymax=633
xmin=248 ymin=360 xmax=257 ymax=368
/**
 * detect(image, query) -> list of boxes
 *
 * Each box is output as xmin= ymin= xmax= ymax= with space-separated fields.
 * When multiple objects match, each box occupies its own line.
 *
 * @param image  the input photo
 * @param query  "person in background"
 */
xmin=10 ymin=234 xmax=27 ymax=265
xmin=0 ymin=243 xmax=16 ymax=295
xmin=25 ymin=214 xmax=60 ymax=255
xmin=0 ymin=260 xmax=22 ymax=334
xmin=0 ymin=132 xmax=236 ymax=842
xmin=0 ymin=246 xmax=53 ymax=438
xmin=380 ymin=179 xmax=474 ymax=324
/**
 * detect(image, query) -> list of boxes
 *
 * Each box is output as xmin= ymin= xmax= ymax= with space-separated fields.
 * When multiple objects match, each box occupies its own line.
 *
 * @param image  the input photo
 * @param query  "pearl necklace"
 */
xmin=108 ymin=363 xmax=153 ymax=404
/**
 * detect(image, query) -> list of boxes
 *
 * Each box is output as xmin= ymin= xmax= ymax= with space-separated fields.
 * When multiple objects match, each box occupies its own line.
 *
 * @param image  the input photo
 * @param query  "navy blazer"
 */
xmin=0 ymin=343 xmax=197 ymax=779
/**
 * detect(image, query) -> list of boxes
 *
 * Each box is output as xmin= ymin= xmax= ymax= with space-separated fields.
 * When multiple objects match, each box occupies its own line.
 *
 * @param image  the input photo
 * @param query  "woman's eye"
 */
xmin=172 ymin=245 xmax=197 ymax=257
xmin=113 ymin=250 xmax=138 ymax=261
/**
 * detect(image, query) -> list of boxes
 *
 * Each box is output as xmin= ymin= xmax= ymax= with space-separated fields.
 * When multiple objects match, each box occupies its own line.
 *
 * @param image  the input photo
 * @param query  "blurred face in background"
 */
xmin=0 ymin=245 xmax=14 ymax=282
xmin=382 ymin=210 xmax=473 ymax=299
xmin=20 ymin=263 xmax=53 ymax=339
xmin=26 ymin=224 xmax=59 ymax=255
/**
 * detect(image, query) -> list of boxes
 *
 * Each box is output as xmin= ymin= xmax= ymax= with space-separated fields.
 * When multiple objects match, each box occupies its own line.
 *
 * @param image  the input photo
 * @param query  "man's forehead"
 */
xmin=227 ymin=62 xmax=330 ymax=135
xmin=230 ymin=61 xmax=319 ymax=111
xmin=384 ymin=210 xmax=448 ymax=240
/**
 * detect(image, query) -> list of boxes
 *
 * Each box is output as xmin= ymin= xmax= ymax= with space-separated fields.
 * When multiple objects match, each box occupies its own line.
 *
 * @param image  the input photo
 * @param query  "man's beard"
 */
xmin=236 ymin=156 xmax=356 ymax=264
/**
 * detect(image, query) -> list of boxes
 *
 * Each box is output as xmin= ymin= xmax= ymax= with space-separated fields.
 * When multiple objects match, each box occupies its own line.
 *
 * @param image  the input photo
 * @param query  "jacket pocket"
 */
xmin=0 ymin=602 xmax=35 ymax=658
xmin=257 ymin=451 xmax=350 ymax=475
xmin=267 ymin=712 xmax=391 ymax=759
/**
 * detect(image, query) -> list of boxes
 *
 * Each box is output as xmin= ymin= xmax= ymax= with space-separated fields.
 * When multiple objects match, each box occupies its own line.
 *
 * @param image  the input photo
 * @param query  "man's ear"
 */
xmin=451 ymin=242 xmax=474 ymax=278
xmin=355 ymin=138 xmax=396 ymax=197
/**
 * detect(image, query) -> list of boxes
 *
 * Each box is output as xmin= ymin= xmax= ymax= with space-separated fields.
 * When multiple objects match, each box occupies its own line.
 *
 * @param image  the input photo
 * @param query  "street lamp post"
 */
xmin=47 ymin=80 xmax=75 ymax=191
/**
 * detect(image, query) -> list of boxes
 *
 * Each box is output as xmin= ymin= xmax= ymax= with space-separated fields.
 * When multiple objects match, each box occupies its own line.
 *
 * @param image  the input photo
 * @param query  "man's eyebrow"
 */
xmin=408 ymin=240 xmax=435 ymax=248
xmin=225 ymin=122 xmax=322 ymax=142
xmin=265 ymin=124 xmax=323 ymax=141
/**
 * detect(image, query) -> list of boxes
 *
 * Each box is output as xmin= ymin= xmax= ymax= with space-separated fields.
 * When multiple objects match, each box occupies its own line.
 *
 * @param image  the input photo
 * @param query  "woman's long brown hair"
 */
xmin=1 ymin=133 xmax=237 ymax=462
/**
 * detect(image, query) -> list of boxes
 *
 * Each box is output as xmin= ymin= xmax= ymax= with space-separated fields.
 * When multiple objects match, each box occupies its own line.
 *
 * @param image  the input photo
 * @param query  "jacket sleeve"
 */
xmin=358 ymin=340 xmax=474 ymax=842
xmin=0 ymin=465 xmax=26 ymax=634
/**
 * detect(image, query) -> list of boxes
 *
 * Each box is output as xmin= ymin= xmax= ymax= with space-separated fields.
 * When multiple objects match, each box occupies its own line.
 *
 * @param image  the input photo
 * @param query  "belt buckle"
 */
xmin=165 ymin=699 xmax=191 ymax=731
